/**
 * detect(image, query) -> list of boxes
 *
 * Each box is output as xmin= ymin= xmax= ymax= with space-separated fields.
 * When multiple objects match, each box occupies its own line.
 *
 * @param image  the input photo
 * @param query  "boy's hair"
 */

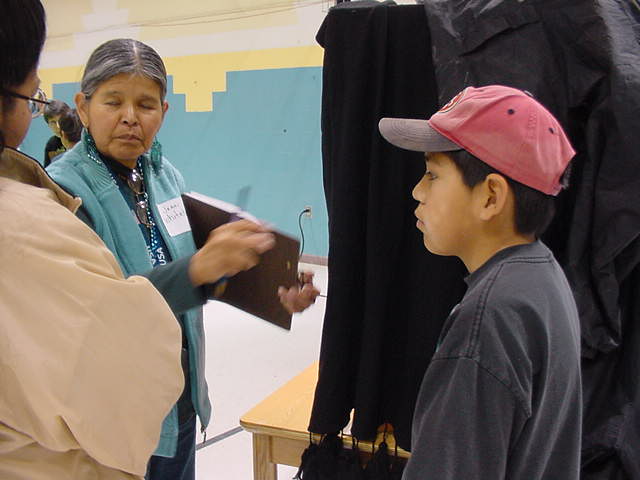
xmin=43 ymin=99 xmax=70 ymax=123
xmin=58 ymin=109 xmax=82 ymax=144
xmin=448 ymin=149 xmax=556 ymax=237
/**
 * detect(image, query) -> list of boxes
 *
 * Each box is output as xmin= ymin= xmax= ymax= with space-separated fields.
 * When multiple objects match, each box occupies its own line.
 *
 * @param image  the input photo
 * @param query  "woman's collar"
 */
xmin=81 ymin=128 xmax=162 ymax=173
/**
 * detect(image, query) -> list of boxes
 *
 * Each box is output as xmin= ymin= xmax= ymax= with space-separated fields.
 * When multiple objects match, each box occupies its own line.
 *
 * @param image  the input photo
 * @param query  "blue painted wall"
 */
xmin=21 ymin=67 xmax=328 ymax=256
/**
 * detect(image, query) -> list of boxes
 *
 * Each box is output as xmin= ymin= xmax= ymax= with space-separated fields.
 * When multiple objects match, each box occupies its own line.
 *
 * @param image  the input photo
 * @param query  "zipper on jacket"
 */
xmin=201 ymin=424 xmax=207 ymax=445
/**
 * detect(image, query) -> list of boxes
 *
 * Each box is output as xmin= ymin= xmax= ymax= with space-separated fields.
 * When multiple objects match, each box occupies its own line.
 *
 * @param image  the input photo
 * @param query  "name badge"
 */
xmin=157 ymin=197 xmax=191 ymax=237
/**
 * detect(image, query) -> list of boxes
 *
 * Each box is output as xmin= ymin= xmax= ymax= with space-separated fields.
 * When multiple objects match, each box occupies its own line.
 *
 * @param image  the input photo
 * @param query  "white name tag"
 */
xmin=157 ymin=197 xmax=191 ymax=237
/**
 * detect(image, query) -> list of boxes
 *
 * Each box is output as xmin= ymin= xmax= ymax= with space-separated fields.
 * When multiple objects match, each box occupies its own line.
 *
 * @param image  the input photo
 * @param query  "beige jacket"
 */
xmin=0 ymin=148 xmax=184 ymax=479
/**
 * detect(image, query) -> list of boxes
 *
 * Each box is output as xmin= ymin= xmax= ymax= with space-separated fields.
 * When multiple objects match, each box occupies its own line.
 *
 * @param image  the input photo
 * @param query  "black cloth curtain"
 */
xmin=422 ymin=0 xmax=640 ymax=477
xmin=309 ymin=4 xmax=467 ymax=450
xmin=312 ymin=1 xmax=640 ymax=475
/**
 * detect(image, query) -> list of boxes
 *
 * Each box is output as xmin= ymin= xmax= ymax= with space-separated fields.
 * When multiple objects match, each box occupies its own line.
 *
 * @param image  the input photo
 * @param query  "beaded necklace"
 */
xmin=83 ymin=131 xmax=165 ymax=266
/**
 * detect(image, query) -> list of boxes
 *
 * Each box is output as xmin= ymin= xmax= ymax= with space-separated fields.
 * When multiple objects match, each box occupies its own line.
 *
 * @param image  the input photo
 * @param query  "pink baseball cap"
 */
xmin=378 ymin=85 xmax=575 ymax=196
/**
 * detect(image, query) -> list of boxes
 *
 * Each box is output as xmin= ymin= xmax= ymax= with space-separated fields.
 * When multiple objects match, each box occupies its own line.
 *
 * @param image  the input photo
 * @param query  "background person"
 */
xmin=42 ymin=98 xmax=69 ymax=166
xmin=0 ymin=1 xmax=187 ymax=478
xmin=47 ymin=38 xmax=319 ymax=480
xmin=55 ymin=107 xmax=82 ymax=154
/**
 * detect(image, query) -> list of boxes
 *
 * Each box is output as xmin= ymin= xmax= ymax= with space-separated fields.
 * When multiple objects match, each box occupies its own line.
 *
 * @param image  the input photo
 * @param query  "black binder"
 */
xmin=182 ymin=192 xmax=300 ymax=330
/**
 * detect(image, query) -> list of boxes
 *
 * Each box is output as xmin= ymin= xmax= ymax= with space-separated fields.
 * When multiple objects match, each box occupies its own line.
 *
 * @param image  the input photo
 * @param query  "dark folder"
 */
xmin=182 ymin=192 xmax=300 ymax=330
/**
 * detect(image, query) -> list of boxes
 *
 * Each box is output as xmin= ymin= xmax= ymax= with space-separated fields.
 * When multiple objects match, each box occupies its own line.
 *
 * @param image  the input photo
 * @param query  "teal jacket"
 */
xmin=47 ymin=138 xmax=211 ymax=458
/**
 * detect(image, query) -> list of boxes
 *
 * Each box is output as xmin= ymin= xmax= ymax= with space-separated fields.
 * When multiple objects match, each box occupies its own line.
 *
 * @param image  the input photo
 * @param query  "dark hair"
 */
xmin=81 ymin=39 xmax=167 ymax=101
xmin=43 ymin=99 xmax=70 ymax=123
xmin=58 ymin=109 xmax=82 ymax=144
xmin=447 ymin=149 xmax=556 ymax=237
xmin=0 ymin=0 xmax=46 ymax=153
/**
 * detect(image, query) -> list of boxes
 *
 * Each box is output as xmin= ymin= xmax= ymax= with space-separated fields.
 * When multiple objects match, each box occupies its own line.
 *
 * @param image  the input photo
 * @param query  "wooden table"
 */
xmin=240 ymin=362 xmax=410 ymax=480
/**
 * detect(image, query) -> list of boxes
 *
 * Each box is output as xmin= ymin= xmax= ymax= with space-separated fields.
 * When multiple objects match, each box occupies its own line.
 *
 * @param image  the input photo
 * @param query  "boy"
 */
xmin=378 ymin=85 xmax=582 ymax=479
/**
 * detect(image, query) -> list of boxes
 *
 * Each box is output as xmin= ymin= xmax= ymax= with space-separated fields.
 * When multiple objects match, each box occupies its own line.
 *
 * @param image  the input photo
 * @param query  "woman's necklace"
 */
xmin=121 ymin=164 xmax=163 ymax=265
xmin=84 ymin=131 xmax=162 ymax=266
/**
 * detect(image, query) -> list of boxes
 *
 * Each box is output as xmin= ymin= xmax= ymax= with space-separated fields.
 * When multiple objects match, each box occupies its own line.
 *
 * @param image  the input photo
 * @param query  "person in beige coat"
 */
xmin=0 ymin=1 xmax=183 ymax=478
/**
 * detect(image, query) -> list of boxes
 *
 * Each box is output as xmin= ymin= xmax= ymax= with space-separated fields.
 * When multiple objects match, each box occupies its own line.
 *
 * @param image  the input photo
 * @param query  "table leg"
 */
xmin=252 ymin=433 xmax=277 ymax=480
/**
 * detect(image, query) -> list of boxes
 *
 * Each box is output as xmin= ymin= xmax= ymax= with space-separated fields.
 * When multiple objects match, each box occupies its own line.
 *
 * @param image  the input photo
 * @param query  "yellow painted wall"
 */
xmin=38 ymin=0 xmax=325 ymax=111
xmin=165 ymin=46 xmax=323 ymax=111
xmin=39 ymin=45 xmax=323 ymax=112
xmin=41 ymin=0 xmax=323 ymax=53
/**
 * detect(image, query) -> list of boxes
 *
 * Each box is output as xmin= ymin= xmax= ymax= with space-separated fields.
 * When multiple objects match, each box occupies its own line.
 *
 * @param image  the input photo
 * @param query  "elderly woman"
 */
xmin=1 ymin=1 xmax=186 ymax=478
xmin=47 ymin=38 xmax=319 ymax=479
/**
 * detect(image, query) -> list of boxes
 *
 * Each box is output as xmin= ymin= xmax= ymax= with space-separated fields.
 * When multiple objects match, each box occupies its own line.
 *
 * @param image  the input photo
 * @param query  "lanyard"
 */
xmin=84 ymin=132 xmax=170 ymax=268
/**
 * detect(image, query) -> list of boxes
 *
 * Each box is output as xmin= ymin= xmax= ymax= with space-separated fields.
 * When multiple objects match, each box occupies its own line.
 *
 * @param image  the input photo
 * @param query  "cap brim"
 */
xmin=378 ymin=117 xmax=461 ymax=153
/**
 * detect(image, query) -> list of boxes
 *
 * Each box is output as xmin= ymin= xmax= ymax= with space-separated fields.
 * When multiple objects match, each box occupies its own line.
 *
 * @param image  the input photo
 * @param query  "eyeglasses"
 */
xmin=2 ymin=87 xmax=50 ymax=118
xmin=123 ymin=168 xmax=152 ymax=227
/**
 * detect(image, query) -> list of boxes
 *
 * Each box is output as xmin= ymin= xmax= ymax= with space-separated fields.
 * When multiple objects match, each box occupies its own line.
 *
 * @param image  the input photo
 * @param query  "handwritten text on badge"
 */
xmin=157 ymin=197 xmax=191 ymax=237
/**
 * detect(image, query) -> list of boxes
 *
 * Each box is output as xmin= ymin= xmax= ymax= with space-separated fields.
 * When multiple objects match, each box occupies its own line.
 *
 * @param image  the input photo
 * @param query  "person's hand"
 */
xmin=189 ymin=220 xmax=275 ymax=286
xmin=278 ymin=271 xmax=320 ymax=314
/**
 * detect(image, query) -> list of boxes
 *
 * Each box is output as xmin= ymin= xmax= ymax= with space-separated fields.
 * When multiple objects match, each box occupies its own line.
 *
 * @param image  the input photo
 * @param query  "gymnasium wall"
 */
xmin=24 ymin=0 xmax=330 ymax=256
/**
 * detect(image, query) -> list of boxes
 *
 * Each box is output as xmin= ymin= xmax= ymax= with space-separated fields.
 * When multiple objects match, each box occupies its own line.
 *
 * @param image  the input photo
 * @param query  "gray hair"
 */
xmin=81 ymin=38 xmax=167 ymax=101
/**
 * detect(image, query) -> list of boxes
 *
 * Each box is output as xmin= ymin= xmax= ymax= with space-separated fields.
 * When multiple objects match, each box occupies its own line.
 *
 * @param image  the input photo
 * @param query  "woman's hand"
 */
xmin=278 ymin=271 xmax=321 ymax=314
xmin=189 ymin=220 xmax=275 ymax=286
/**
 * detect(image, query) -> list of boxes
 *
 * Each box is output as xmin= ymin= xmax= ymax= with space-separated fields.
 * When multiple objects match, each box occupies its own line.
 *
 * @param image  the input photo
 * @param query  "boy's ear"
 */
xmin=477 ymin=173 xmax=510 ymax=221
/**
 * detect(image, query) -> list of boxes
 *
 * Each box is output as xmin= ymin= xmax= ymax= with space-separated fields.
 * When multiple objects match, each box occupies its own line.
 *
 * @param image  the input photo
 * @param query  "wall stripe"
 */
xmin=39 ymin=46 xmax=324 ymax=112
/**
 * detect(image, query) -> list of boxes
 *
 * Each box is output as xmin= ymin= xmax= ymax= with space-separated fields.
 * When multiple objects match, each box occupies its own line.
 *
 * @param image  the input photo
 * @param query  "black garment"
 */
xmin=422 ymin=0 xmax=640 ymax=476
xmin=43 ymin=135 xmax=65 ymax=167
xmin=404 ymin=241 xmax=582 ymax=479
xmin=310 ymin=4 xmax=467 ymax=450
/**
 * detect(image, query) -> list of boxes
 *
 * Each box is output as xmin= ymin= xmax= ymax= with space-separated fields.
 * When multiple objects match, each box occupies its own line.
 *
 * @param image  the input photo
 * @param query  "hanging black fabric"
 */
xmin=421 ymin=0 xmax=640 ymax=477
xmin=312 ymin=1 xmax=640 ymax=476
xmin=295 ymin=433 xmax=405 ymax=480
xmin=310 ymin=3 xmax=467 ymax=450
xmin=338 ymin=437 xmax=365 ymax=480
xmin=294 ymin=434 xmax=343 ymax=480
xmin=363 ymin=440 xmax=391 ymax=480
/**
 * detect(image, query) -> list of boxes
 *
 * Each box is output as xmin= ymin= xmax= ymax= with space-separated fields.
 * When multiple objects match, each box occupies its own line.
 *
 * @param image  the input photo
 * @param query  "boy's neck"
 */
xmin=461 ymin=232 xmax=535 ymax=273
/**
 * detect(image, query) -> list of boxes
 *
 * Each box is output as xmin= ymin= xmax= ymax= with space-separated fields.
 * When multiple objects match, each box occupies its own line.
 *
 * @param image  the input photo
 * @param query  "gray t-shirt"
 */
xmin=403 ymin=241 xmax=582 ymax=479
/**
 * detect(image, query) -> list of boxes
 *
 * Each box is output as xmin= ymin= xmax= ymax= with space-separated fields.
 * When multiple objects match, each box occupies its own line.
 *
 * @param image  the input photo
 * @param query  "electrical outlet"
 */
xmin=304 ymin=206 xmax=313 ymax=218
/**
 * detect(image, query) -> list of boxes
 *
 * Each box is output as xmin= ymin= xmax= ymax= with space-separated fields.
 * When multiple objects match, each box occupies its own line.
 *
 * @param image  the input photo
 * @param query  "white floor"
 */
xmin=195 ymin=262 xmax=328 ymax=479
